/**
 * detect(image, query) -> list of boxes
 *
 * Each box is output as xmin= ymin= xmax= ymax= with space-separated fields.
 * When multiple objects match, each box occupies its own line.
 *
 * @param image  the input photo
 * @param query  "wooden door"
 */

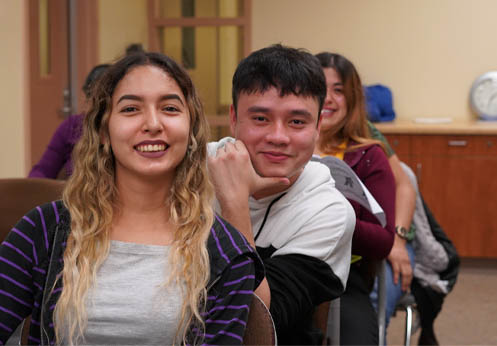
xmin=412 ymin=135 xmax=497 ymax=258
xmin=27 ymin=0 xmax=98 ymax=170
xmin=28 ymin=0 xmax=69 ymax=168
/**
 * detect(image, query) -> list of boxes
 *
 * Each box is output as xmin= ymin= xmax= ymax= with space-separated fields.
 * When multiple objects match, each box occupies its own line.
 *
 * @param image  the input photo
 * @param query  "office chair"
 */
xmin=0 ymin=178 xmax=65 ymax=241
xmin=377 ymin=260 xmax=419 ymax=346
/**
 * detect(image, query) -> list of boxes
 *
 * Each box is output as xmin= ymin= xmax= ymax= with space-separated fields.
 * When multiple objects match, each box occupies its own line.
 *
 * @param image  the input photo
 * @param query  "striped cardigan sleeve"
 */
xmin=202 ymin=255 xmax=257 ymax=345
xmin=199 ymin=215 xmax=264 ymax=345
xmin=0 ymin=202 xmax=59 ymax=344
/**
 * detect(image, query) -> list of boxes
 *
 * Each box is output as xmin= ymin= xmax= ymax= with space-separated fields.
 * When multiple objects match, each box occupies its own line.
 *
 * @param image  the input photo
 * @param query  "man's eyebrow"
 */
xmin=247 ymin=106 xmax=271 ymax=113
xmin=290 ymin=109 xmax=313 ymax=117
xmin=116 ymin=93 xmax=184 ymax=105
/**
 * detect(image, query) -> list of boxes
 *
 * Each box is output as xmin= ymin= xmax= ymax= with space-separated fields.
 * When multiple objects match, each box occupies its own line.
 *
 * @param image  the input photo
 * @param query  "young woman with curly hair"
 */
xmin=0 ymin=52 xmax=263 ymax=345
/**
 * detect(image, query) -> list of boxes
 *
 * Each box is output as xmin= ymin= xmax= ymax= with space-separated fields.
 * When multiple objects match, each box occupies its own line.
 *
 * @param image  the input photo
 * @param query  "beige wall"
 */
xmin=252 ymin=0 xmax=497 ymax=121
xmin=98 ymin=0 xmax=149 ymax=63
xmin=0 ymin=0 xmax=27 ymax=178
xmin=5 ymin=0 xmax=497 ymax=179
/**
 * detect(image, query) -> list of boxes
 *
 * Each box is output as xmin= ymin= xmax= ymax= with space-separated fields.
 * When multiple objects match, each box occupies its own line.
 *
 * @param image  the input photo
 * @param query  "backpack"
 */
xmin=364 ymin=84 xmax=396 ymax=122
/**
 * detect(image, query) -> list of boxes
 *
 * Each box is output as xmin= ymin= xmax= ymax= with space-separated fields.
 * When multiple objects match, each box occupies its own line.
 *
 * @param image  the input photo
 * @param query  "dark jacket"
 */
xmin=411 ymin=197 xmax=460 ymax=329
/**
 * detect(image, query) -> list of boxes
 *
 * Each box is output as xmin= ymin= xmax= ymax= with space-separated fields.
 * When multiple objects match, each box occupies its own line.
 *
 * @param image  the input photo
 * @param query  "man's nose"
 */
xmin=266 ymin=122 xmax=290 ymax=145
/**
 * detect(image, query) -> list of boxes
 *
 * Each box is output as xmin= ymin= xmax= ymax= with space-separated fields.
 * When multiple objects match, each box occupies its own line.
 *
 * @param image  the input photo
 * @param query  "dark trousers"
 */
xmin=340 ymin=264 xmax=379 ymax=345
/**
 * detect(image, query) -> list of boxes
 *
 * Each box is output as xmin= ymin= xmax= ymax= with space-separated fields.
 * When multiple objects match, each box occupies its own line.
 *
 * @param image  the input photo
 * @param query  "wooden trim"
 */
xmin=23 ymin=0 xmax=31 ymax=172
xmin=28 ymin=0 xmax=40 ymax=82
xmin=207 ymin=115 xmax=230 ymax=127
xmin=151 ymin=17 xmax=246 ymax=27
xmin=243 ymin=0 xmax=251 ymax=57
xmin=75 ymin=0 xmax=99 ymax=112
xmin=148 ymin=0 xmax=159 ymax=51
xmin=76 ymin=0 xmax=98 ymax=72
xmin=147 ymin=0 xmax=252 ymax=54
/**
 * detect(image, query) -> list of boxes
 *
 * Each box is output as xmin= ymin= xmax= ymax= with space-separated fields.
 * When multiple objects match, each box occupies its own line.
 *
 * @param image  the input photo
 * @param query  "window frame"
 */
xmin=147 ymin=0 xmax=251 ymax=129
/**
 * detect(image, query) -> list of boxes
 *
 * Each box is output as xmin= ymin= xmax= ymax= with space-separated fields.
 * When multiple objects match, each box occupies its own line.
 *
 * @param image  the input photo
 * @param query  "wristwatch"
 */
xmin=395 ymin=225 xmax=409 ymax=240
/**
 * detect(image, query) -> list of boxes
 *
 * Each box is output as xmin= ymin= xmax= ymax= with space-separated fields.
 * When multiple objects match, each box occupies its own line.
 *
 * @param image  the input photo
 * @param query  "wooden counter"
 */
xmin=375 ymin=119 xmax=497 ymax=135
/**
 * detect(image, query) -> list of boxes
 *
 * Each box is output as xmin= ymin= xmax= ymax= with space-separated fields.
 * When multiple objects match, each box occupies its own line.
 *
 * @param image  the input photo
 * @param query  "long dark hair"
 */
xmin=315 ymin=52 xmax=383 ymax=153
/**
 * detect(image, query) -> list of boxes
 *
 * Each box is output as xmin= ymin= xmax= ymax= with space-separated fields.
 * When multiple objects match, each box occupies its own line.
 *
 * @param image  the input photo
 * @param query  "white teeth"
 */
xmin=136 ymin=144 xmax=166 ymax=152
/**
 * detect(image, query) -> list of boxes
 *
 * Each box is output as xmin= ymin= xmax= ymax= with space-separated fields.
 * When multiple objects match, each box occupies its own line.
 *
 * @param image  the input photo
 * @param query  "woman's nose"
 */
xmin=325 ymin=90 xmax=335 ymax=105
xmin=143 ymin=108 xmax=163 ymax=134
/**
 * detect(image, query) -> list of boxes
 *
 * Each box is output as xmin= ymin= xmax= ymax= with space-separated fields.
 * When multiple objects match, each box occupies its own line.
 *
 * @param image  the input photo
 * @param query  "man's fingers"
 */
xmin=258 ymin=176 xmax=291 ymax=191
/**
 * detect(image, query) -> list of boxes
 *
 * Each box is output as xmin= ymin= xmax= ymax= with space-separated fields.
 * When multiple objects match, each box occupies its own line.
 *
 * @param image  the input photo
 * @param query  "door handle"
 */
xmin=448 ymin=140 xmax=467 ymax=147
xmin=59 ymin=88 xmax=71 ymax=118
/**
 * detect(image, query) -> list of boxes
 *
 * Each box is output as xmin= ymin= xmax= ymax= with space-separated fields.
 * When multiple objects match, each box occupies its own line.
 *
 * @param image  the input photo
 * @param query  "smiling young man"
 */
xmin=208 ymin=44 xmax=355 ymax=344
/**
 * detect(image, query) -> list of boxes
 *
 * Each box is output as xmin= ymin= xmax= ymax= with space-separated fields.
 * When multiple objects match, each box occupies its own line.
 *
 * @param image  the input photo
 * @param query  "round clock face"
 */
xmin=471 ymin=71 xmax=497 ymax=119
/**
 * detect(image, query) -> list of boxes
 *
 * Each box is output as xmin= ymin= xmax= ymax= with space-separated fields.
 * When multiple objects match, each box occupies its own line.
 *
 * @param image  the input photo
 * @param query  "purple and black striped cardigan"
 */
xmin=0 ymin=201 xmax=264 ymax=345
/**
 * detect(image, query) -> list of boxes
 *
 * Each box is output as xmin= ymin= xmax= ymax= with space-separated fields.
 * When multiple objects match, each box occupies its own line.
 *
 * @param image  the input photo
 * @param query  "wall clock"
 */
xmin=470 ymin=71 xmax=497 ymax=120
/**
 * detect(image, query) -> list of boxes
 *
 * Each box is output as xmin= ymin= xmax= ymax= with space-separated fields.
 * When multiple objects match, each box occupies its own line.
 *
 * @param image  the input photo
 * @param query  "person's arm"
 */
xmin=0 ymin=205 xmax=54 ymax=343
xmin=263 ymin=253 xmax=343 ymax=341
xmin=202 ymin=255 xmax=258 ymax=345
xmin=388 ymin=153 xmax=416 ymax=290
xmin=208 ymin=139 xmax=289 ymax=307
xmin=28 ymin=115 xmax=80 ymax=178
xmin=367 ymin=122 xmax=416 ymax=290
xmin=348 ymin=146 xmax=396 ymax=259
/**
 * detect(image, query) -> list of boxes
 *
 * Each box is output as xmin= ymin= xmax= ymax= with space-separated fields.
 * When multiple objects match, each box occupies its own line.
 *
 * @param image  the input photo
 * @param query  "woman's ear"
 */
xmin=100 ymin=131 xmax=107 ymax=145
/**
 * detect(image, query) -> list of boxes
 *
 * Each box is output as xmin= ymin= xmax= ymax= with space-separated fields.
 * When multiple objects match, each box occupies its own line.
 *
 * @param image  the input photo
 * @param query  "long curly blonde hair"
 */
xmin=54 ymin=52 xmax=214 ymax=345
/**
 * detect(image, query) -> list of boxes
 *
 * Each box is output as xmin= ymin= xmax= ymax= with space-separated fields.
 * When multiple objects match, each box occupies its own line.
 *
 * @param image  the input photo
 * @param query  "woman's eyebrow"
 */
xmin=159 ymin=94 xmax=184 ymax=106
xmin=116 ymin=93 xmax=185 ymax=106
xmin=117 ymin=94 xmax=142 ymax=104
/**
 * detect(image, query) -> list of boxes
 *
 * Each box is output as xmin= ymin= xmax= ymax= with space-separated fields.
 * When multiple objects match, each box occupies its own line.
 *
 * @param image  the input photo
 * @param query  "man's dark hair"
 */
xmin=232 ymin=44 xmax=326 ymax=117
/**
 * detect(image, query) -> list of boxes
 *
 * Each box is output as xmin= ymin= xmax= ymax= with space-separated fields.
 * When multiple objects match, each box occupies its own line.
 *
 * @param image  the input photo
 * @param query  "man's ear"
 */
xmin=229 ymin=104 xmax=237 ymax=137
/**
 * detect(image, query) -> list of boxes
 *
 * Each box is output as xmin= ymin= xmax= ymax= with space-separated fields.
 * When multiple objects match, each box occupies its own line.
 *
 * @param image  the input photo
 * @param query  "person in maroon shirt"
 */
xmin=28 ymin=64 xmax=109 ymax=178
xmin=314 ymin=52 xmax=396 ymax=345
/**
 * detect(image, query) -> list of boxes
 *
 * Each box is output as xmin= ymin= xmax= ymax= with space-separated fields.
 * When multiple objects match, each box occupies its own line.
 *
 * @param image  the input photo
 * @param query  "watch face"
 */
xmin=471 ymin=71 xmax=497 ymax=119
xmin=395 ymin=226 xmax=408 ymax=239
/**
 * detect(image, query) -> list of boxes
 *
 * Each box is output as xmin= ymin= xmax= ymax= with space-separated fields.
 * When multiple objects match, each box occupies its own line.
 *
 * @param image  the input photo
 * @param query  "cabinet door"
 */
xmin=412 ymin=135 xmax=497 ymax=258
xmin=384 ymin=134 xmax=412 ymax=166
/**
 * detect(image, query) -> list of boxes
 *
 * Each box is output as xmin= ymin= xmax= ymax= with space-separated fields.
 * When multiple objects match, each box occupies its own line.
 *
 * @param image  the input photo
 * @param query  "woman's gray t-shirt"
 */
xmin=82 ymin=240 xmax=183 ymax=345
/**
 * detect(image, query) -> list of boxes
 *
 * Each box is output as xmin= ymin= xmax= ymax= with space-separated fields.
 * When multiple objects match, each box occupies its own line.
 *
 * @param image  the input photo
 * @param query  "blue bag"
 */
xmin=364 ymin=84 xmax=396 ymax=122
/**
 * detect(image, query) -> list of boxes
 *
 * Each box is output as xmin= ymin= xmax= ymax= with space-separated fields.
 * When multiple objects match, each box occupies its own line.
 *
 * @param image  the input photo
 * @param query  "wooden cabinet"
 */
xmin=385 ymin=134 xmax=497 ymax=258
